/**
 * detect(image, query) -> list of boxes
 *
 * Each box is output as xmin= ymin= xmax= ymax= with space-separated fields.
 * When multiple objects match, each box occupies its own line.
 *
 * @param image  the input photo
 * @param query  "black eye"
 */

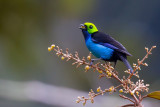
xmin=89 ymin=25 xmax=93 ymax=29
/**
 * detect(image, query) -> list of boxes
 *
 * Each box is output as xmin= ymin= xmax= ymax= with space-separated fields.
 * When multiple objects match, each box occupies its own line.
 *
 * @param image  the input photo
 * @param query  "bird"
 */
xmin=79 ymin=22 xmax=133 ymax=73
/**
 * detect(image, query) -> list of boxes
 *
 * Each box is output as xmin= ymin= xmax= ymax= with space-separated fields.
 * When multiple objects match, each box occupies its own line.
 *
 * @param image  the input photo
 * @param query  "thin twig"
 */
xmin=127 ymin=46 xmax=156 ymax=79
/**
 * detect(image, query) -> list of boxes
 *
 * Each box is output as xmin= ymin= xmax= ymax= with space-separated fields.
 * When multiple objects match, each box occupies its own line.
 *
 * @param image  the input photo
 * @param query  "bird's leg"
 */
xmin=113 ymin=61 xmax=117 ymax=68
xmin=113 ymin=60 xmax=117 ymax=72
xmin=105 ymin=61 xmax=108 ymax=65
xmin=90 ymin=58 xmax=102 ymax=66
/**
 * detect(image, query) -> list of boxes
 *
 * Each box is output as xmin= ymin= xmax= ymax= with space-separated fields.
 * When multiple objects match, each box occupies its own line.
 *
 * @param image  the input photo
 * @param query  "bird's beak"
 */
xmin=79 ymin=24 xmax=86 ymax=29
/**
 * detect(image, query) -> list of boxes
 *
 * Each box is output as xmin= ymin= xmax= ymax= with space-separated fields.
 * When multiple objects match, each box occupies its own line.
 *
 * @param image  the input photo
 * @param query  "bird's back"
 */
xmin=91 ymin=32 xmax=132 ymax=56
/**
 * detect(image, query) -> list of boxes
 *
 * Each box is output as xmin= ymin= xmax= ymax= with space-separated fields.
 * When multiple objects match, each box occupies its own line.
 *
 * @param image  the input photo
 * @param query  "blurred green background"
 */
xmin=0 ymin=0 xmax=160 ymax=107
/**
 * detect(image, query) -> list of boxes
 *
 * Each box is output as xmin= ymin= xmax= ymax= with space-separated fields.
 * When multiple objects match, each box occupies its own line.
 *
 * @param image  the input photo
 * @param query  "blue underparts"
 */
xmin=85 ymin=37 xmax=114 ymax=60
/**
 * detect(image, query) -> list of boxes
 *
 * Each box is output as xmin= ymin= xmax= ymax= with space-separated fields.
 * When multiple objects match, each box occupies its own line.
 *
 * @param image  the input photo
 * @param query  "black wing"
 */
xmin=91 ymin=32 xmax=132 ymax=56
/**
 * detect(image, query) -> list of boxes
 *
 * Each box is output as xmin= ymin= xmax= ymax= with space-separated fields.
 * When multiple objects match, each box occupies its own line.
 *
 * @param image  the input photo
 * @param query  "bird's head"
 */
xmin=79 ymin=22 xmax=98 ymax=34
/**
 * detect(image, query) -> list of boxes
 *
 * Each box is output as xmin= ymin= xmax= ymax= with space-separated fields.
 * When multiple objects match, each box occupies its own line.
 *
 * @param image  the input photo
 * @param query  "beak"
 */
xmin=79 ymin=24 xmax=86 ymax=29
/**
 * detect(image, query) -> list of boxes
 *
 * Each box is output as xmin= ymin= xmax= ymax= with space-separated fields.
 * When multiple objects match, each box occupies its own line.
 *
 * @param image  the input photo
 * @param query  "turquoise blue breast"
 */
xmin=86 ymin=37 xmax=114 ymax=60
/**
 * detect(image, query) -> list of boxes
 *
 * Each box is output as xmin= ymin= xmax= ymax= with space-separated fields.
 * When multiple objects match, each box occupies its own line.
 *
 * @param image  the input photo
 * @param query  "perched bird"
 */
xmin=79 ymin=22 xmax=133 ymax=72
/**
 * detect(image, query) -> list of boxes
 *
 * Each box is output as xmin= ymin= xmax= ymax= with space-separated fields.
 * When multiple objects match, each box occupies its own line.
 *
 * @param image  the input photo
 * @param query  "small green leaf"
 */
xmin=147 ymin=91 xmax=160 ymax=100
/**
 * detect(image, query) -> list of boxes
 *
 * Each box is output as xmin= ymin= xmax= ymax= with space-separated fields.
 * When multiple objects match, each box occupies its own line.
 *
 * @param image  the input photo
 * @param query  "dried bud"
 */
xmin=85 ymin=65 xmax=90 ymax=70
xmin=81 ymin=96 xmax=85 ymax=98
xmin=109 ymin=86 xmax=114 ymax=92
xmin=76 ymin=100 xmax=80 ymax=103
xmin=87 ymin=56 xmax=91 ymax=60
xmin=145 ymin=47 xmax=148 ymax=51
xmin=136 ymin=75 xmax=139 ymax=78
xmin=98 ymin=69 xmax=103 ymax=74
xmin=83 ymin=102 xmax=86 ymax=106
xmin=51 ymin=44 xmax=55 ymax=49
xmin=56 ymin=53 xmax=60 ymax=57
xmin=136 ymin=91 xmax=139 ymax=96
xmin=146 ymin=84 xmax=150 ymax=86
xmin=108 ymin=73 xmax=112 ymax=77
xmin=133 ymin=63 xmax=136 ymax=67
xmin=105 ymin=89 xmax=108 ymax=92
xmin=128 ymin=69 xmax=131 ymax=72
xmin=77 ymin=96 xmax=81 ymax=99
xmin=130 ymin=92 xmax=134 ymax=95
xmin=90 ymin=89 xmax=93 ymax=92
xmin=110 ymin=66 xmax=114 ymax=70
xmin=105 ymin=68 xmax=108 ymax=71
xmin=106 ymin=71 xmax=109 ymax=73
xmin=144 ymin=63 xmax=148 ymax=66
xmin=48 ymin=47 xmax=52 ymax=51
xmin=61 ymin=56 xmax=65 ymax=60
xmin=97 ymin=87 xmax=101 ymax=92
xmin=91 ymin=99 xmax=94 ymax=103
xmin=124 ymin=70 xmax=128 ymax=73
xmin=153 ymin=46 xmax=156 ymax=48
xmin=119 ymin=89 xmax=123 ymax=93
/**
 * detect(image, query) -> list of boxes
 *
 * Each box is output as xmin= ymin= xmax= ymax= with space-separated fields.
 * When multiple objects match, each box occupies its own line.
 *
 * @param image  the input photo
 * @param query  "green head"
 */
xmin=79 ymin=22 xmax=98 ymax=34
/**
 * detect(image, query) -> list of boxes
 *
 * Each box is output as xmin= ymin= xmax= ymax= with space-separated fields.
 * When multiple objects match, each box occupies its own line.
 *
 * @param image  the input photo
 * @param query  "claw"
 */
xmin=89 ymin=60 xmax=94 ymax=66
xmin=89 ymin=58 xmax=102 ymax=66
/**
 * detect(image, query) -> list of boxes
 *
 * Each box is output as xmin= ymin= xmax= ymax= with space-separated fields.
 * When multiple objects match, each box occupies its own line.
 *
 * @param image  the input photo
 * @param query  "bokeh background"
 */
xmin=0 ymin=0 xmax=160 ymax=107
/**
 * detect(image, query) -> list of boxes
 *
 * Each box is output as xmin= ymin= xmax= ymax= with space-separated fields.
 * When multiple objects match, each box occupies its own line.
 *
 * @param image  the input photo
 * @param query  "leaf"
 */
xmin=146 ymin=91 xmax=160 ymax=100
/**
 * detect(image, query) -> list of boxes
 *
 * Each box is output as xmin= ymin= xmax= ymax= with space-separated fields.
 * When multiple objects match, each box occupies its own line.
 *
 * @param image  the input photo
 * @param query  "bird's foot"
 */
xmin=89 ymin=58 xmax=102 ymax=66
xmin=89 ymin=60 xmax=94 ymax=66
xmin=113 ymin=70 xmax=118 ymax=75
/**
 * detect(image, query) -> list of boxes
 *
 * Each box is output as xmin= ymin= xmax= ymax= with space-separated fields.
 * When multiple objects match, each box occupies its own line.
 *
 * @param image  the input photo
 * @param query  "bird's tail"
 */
xmin=118 ymin=53 xmax=133 ymax=73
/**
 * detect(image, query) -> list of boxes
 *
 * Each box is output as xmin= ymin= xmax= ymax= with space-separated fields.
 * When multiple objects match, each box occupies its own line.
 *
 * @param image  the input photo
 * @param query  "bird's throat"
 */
xmin=82 ymin=30 xmax=91 ymax=41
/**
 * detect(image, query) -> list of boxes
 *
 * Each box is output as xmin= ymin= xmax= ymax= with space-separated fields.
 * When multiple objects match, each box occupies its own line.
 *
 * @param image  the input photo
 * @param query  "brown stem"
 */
xmin=122 ymin=103 xmax=143 ymax=107
xmin=132 ymin=93 xmax=139 ymax=105
xmin=121 ymin=104 xmax=135 ymax=107
xmin=114 ymin=84 xmax=123 ymax=91
xmin=141 ymin=95 xmax=147 ymax=101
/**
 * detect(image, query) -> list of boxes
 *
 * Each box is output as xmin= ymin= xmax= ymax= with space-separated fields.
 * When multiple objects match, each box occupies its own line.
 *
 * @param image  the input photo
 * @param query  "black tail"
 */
xmin=118 ymin=53 xmax=133 ymax=73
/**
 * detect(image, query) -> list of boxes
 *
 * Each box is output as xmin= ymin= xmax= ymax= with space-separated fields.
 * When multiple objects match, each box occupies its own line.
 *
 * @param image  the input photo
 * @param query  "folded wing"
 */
xmin=91 ymin=32 xmax=132 ymax=56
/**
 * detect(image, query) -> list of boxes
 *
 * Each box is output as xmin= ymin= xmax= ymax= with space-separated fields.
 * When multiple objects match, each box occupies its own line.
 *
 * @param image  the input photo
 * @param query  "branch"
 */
xmin=48 ymin=44 xmax=156 ymax=106
xmin=127 ymin=46 xmax=156 ymax=79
